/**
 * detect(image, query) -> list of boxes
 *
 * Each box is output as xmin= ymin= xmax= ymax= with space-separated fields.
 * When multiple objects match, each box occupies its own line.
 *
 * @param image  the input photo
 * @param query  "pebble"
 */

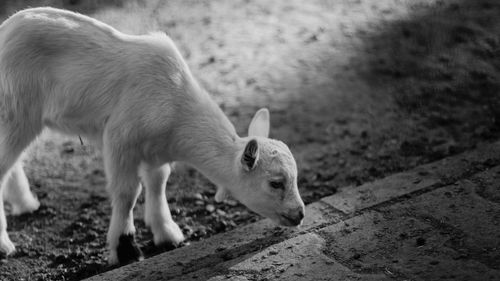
xmin=193 ymin=193 xmax=204 ymax=200
xmin=89 ymin=229 xmax=99 ymax=237
xmin=216 ymin=209 xmax=227 ymax=216
xmin=206 ymin=204 xmax=215 ymax=212
xmin=182 ymin=226 xmax=194 ymax=236
xmin=225 ymin=199 xmax=238 ymax=206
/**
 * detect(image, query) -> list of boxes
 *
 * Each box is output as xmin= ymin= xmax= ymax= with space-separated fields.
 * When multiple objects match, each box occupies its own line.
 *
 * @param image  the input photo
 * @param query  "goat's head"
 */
xmin=216 ymin=108 xmax=305 ymax=226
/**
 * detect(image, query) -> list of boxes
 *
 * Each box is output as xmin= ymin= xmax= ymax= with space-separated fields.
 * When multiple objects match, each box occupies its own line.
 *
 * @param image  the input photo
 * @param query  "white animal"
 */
xmin=0 ymin=7 xmax=305 ymax=264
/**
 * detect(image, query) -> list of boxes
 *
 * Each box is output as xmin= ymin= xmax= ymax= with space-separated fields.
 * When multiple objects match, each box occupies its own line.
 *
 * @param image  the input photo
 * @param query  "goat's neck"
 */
xmin=172 ymin=94 xmax=242 ymax=189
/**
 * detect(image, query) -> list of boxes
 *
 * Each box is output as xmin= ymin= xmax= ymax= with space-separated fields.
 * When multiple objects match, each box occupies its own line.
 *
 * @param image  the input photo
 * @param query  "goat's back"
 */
xmin=0 ymin=7 xmax=191 ymax=137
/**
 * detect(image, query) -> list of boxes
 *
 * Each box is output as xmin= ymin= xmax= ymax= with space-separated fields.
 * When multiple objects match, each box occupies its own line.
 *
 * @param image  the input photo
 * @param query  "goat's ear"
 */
xmin=248 ymin=108 xmax=270 ymax=137
xmin=241 ymin=139 xmax=259 ymax=171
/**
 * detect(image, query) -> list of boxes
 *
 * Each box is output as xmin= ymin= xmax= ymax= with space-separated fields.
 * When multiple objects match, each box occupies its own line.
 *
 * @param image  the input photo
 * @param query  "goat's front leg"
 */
xmin=103 ymin=141 xmax=143 ymax=265
xmin=140 ymin=163 xmax=184 ymax=247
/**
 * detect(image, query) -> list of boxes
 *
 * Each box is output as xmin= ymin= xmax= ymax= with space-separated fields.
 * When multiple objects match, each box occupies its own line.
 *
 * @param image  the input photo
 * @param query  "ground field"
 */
xmin=0 ymin=0 xmax=499 ymax=280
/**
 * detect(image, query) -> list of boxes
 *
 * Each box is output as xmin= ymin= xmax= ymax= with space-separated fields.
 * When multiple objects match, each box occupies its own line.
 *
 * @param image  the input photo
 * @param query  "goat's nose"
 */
xmin=291 ymin=209 xmax=305 ymax=225
xmin=298 ymin=209 xmax=305 ymax=221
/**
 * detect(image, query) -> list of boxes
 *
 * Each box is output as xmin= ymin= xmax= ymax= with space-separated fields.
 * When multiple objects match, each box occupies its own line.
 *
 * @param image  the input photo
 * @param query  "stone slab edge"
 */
xmin=322 ymin=141 xmax=500 ymax=214
xmin=84 ymin=200 xmax=342 ymax=281
xmin=85 ymin=141 xmax=500 ymax=281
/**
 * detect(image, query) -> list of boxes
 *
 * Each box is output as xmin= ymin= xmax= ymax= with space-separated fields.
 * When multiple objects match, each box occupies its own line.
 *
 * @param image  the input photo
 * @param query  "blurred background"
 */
xmin=0 ymin=0 xmax=499 ymax=280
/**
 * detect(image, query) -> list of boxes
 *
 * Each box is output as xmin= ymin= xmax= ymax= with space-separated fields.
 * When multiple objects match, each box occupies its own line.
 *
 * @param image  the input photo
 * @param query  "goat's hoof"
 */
xmin=152 ymin=221 xmax=185 ymax=246
xmin=115 ymin=234 xmax=143 ymax=265
xmin=0 ymin=233 xmax=15 ymax=257
xmin=11 ymin=197 xmax=40 ymax=216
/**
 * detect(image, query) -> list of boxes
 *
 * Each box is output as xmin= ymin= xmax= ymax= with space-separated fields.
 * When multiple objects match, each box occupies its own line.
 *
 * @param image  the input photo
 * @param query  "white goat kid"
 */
xmin=0 ymin=7 xmax=305 ymax=264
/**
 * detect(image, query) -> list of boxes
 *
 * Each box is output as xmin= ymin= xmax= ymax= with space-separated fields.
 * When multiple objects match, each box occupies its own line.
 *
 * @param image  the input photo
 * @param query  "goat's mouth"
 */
xmin=278 ymin=214 xmax=302 ymax=227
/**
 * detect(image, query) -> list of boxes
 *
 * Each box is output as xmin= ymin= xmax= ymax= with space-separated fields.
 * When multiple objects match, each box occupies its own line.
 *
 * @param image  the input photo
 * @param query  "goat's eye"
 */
xmin=269 ymin=181 xmax=285 ymax=190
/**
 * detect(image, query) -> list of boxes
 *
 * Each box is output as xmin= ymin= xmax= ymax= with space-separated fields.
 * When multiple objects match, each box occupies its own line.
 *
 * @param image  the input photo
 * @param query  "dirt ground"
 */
xmin=0 ymin=0 xmax=499 ymax=280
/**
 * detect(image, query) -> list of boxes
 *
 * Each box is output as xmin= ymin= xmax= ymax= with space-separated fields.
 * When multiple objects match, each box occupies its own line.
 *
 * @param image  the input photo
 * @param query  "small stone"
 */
xmin=225 ymin=199 xmax=238 ymax=206
xmin=206 ymin=204 xmax=215 ymax=212
xmin=86 ymin=230 xmax=99 ymax=240
xmin=193 ymin=193 xmax=204 ymax=200
xmin=195 ymin=200 xmax=204 ymax=206
xmin=182 ymin=226 xmax=194 ymax=236
xmin=216 ymin=209 xmax=227 ymax=216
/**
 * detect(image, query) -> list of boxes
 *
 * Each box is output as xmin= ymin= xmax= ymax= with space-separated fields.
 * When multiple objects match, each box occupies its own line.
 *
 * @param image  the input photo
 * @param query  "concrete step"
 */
xmin=86 ymin=141 xmax=500 ymax=281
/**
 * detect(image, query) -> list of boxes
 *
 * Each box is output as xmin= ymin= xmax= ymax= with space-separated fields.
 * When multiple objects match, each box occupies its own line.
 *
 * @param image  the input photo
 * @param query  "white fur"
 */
xmin=3 ymin=162 xmax=40 ymax=215
xmin=0 ymin=7 xmax=305 ymax=264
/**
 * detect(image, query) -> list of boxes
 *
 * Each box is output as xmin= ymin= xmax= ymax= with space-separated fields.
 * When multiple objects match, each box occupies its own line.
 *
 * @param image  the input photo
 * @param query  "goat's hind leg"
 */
xmin=0 ymin=124 xmax=39 ymax=256
xmin=3 ymin=162 xmax=40 ymax=215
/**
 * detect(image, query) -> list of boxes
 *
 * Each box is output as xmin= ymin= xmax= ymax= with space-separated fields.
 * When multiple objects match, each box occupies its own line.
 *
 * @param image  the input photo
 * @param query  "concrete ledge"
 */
xmin=85 ymin=141 xmax=500 ymax=281
xmin=85 ymin=200 xmax=342 ymax=281
xmin=321 ymin=140 xmax=500 ymax=213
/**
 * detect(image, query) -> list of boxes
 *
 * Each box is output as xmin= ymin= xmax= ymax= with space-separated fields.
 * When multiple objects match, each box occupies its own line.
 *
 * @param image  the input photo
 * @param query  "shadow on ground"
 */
xmin=358 ymin=0 xmax=500 ymax=149
xmin=274 ymin=0 xmax=500 ymax=203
